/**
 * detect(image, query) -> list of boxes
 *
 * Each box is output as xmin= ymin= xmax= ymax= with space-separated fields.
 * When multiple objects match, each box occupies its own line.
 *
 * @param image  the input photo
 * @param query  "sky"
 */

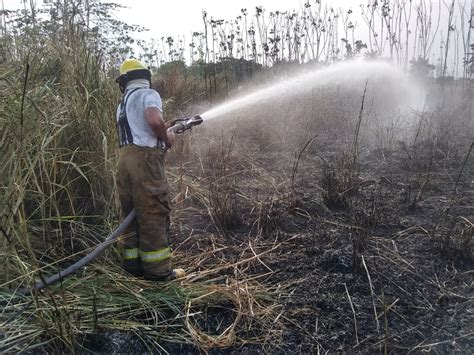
xmin=114 ymin=0 xmax=357 ymax=39
xmin=3 ymin=0 xmax=359 ymax=39
xmin=116 ymin=0 xmax=332 ymax=37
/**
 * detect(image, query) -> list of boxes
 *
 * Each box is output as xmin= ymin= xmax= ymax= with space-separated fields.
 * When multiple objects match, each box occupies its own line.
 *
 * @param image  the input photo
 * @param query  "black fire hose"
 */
xmin=18 ymin=210 xmax=136 ymax=296
xmin=17 ymin=115 xmax=203 ymax=296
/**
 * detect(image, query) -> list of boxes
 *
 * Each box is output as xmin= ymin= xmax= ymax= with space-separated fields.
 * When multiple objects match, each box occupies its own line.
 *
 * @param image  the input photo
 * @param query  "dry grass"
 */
xmin=0 ymin=8 xmax=286 ymax=352
xmin=1 ymin=228 xmax=287 ymax=352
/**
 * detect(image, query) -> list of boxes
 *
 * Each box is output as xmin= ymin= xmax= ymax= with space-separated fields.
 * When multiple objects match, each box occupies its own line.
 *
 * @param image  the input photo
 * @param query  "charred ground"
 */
xmin=158 ymin=88 xmax=473 ymax=353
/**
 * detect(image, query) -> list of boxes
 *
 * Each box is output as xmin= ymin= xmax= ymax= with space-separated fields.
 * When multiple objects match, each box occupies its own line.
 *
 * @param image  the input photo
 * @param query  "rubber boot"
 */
xmin=169 ymin=268 xmax=186 ymax=280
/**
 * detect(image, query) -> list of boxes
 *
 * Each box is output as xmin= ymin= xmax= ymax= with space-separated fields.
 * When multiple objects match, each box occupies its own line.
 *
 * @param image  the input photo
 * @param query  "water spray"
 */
xmin=199 ymin=60 xmax=425 ymax=122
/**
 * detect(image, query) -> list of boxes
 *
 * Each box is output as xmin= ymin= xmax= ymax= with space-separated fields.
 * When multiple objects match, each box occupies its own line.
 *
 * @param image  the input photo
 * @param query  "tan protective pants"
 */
xmin=117 ymin=145 xmax=172 ymax=280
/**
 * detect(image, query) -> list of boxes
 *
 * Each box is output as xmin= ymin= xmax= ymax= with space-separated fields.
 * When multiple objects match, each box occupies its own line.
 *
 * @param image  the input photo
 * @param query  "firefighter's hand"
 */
xmin=165 ymin=130 xmax=176 ymax=148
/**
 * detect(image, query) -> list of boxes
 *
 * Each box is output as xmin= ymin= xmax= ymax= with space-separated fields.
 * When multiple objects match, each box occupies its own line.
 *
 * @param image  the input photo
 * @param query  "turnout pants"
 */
xmin=117 ymin=145 xmax=172 ymax=280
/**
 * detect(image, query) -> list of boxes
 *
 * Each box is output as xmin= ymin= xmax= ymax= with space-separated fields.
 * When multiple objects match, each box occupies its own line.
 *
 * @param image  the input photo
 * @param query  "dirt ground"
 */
xmin=157 ymin=126 xmax=473 ymax=353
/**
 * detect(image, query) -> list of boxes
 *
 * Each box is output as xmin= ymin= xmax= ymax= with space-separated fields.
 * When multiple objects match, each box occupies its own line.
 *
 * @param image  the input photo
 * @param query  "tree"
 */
xmin=409 ymin=56 xmax=435 ymax=79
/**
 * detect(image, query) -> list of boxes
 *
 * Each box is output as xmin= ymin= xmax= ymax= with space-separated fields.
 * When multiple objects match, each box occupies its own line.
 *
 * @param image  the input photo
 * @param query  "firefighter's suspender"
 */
xmin=117 ymin=88 xmax=141 ymax=148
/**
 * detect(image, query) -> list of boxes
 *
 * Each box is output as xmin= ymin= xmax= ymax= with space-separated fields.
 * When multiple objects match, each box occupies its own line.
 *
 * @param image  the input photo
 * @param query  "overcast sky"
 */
xmin=114 ymin=0 xmax=357 ymax=39
xmin=3 ymin=0 xmax=361 ymax=39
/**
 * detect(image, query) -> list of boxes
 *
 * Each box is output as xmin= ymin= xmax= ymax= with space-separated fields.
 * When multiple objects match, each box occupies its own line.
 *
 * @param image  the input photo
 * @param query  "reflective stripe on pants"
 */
xmin=140 ymin=247 xmax=171 ymax=263
xmin=123 ymin=248 xmax=139 ymax=260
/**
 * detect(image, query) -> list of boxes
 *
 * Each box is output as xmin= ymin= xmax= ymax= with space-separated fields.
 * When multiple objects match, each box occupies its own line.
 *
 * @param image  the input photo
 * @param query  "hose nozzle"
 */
xmin=170 ymin=115 xmax=203 ymax=134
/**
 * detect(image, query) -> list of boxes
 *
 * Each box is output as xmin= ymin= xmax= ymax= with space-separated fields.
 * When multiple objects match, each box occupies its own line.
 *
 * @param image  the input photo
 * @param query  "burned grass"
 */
xmin=161 ymin=106 xmax=473 ymax=353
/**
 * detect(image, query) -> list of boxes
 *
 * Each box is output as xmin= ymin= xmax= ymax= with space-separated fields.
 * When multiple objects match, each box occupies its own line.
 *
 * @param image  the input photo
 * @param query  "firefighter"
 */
xmin=115 ymin=58 xmax=185 ymax=281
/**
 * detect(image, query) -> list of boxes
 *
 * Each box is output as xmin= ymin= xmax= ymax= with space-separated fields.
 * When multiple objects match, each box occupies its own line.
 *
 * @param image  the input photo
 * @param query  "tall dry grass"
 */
xmin=0 ymin=3 xmax=285 ymax=352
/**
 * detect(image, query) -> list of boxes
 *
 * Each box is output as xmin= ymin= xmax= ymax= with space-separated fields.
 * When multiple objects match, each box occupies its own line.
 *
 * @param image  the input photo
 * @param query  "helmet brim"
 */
xmin=116 ymin=68 xmax=151 ymax=87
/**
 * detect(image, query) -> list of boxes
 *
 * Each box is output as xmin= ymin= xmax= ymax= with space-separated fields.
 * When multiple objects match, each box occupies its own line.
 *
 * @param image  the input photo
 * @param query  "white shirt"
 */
xmin=116 ymin=79 xmax=165 ymax=148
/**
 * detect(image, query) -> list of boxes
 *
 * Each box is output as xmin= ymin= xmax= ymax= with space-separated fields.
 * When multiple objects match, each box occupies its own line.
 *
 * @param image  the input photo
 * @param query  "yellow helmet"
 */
xmin=119 ymin=58 xmax=148 ymax=75
xmin=116 ymin=58 xmax=151 ymax=92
